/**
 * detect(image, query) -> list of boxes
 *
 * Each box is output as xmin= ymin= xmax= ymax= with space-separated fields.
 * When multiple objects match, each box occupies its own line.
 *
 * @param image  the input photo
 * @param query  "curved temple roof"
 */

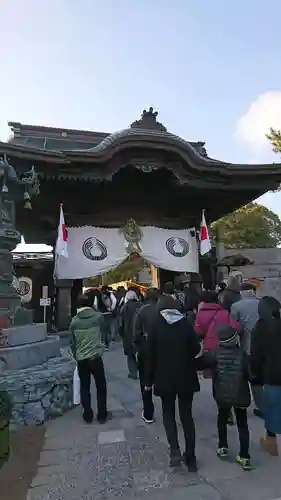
xmin=6 ymin=109 xmax=208 ymax=161
xmin=1 ymin=107 xmax=281 ymax=190
xmin=4 ymin=108 xmax=281 ymax=240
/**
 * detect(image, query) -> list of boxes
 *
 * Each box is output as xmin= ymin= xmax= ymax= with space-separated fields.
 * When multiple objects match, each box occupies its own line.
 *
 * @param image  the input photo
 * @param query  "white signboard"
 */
xmin=40 ymin=298 xmax=51 ymax=307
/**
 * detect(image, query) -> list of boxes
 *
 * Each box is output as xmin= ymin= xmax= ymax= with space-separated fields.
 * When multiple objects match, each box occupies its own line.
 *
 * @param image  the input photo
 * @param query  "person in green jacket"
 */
xmin=70 ymin=293 xmax=110 ymax=424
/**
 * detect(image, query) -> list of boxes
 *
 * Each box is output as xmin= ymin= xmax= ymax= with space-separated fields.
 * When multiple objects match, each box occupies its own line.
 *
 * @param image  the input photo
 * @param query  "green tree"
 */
xmin=267 ymin=128 xmax=281 ymax=191
xmin=210 ymin=203 xmax=281 ymax=249
xmin=267 ymin=127 xmax=281 ymax=153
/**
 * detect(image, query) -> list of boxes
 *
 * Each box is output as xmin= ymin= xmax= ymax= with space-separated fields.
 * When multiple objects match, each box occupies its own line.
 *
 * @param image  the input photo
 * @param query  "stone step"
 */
xmin=2 ymin=323 xmax=47 ymax=347
xmin=0 ymin=336 xmax=61 ymax=371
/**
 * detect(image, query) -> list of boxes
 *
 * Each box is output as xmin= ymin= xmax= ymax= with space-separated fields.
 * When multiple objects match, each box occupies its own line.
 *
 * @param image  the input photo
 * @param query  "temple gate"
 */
xmin=1 ymin=107 xmax=281 ymax=329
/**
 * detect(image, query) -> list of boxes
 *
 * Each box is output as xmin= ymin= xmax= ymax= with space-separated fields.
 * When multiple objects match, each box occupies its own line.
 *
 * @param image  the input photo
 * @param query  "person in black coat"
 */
xmin=250 ymin=296 xmax=281 ymax=457
xmin=132 ymin=288 xmax=159 ymax=423
xmin=210 ymin=324 xmax=252 ymax=470
xmin=119 ymin=290 xmax=141 ymax=379
xmin=145 ymin=295 xmax=201 ymax=470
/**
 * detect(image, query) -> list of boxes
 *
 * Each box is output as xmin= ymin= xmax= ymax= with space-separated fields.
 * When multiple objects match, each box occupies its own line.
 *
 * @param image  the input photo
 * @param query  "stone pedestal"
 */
xmin=3 ymin=323 xmax=47 ymax=346
xmin=0 ymin=355 xmax=75 ymax=428
xmin=0 ymin=324 xmax=60 ymax=372
xmin=0 ymin=322 xmax=74 ymax=428
xmin=0 ymin=336 xmax=61 ymax=372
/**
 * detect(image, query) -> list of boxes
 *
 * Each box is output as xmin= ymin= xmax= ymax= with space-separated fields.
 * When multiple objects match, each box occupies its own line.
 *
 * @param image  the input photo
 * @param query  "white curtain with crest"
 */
xmin=55 ymin=225 xmax=199 ymax=279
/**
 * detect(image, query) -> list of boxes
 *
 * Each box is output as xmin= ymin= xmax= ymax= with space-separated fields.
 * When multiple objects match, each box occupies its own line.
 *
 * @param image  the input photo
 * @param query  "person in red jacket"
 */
xmin=194 ymin=291 xmax=240 ymax=353
xmin=194 ymin=291 xmax=241 ymax=426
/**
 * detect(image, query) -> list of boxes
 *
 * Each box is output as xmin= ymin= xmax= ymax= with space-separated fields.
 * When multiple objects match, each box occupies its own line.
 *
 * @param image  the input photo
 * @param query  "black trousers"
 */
xmin=217 ymin=407 xmax=250 ymax=458
xmin=126 ymin=353 xmax=138 ymax=378
xmin=77 ymin=356 xmax=107 ymax=420
xmin=161 ymin=392 xmax=195 ymax=460
xmin=137 ymin=352 xmax=154 ymax=420
xmin=102 ymin=313 xmax=112 ymax=346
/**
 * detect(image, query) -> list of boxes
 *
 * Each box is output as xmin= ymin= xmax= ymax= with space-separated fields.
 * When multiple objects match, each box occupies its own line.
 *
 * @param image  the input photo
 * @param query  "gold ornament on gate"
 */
xmin=120 ymin=218 xmax=143 ymax=255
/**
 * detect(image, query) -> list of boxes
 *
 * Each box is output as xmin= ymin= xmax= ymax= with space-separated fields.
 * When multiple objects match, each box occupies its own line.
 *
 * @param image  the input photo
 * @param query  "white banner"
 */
xmin=56 ymin=226 xmax=127 ymax=279
xmin=141 ymin=227 xmax=199 ymax=273
xmin=56 ymin=225 xmax=199 ymax=279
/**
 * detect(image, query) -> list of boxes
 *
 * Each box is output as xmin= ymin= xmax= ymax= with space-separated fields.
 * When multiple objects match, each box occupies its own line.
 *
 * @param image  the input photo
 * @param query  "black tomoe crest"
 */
xmin=166 ymin=237 xmax=189 ymax=257
xmin=82 ymin=237 xmax=108 ymax=261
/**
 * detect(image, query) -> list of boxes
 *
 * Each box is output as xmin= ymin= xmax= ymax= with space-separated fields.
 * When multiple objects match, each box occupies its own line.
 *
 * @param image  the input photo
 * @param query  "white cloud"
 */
xmin=235 ymin=91 xmax=281 ymax=150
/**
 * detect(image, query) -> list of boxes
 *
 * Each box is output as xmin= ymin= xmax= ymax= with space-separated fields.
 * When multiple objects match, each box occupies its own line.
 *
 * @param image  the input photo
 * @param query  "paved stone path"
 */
xmin=27 ymin=343 xmax=281 ymax=500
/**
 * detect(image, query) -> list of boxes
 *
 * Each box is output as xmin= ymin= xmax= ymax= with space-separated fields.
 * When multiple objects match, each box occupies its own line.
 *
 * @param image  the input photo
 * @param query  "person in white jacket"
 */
xmin=93 ymin=287 xmax=117 ymax=347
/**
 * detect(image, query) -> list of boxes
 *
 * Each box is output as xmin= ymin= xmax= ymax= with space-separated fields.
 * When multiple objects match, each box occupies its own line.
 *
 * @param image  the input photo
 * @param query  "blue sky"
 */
xmin=1 ymin=0 xmax=281 ymax=249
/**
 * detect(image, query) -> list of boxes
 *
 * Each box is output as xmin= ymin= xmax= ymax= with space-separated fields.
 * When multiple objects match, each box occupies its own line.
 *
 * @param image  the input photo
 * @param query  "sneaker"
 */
xmin=236 ymin=455 xmax=252 ymax=471
xmin=169 ymin=449 xmax=182 ymax=467
xmin=217 ymin=447 xmax=229 ymax=459
xmin=141 ymin=412 xmax=155 ymax=424
xmin=97 ymin=411 xmax=113 ymax=424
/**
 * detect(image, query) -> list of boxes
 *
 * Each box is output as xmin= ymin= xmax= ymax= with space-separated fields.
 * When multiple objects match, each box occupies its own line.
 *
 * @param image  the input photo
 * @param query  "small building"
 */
xmin=221 ymin=248 xmax=281 ymax=302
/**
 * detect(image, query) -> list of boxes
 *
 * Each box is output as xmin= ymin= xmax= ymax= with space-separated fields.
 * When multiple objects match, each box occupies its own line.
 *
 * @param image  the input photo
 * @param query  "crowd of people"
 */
xmin=69 ymin=279 xmax=281 ymax=472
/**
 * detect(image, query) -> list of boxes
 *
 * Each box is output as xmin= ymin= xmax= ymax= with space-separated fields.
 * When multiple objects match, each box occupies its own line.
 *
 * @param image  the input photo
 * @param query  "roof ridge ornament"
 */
xmin=130 ymin=107 xmax=167 ymax=132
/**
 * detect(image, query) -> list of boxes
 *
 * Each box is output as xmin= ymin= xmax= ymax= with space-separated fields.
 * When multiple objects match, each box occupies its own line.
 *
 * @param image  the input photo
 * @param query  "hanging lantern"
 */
xmin=1 ymin=182 xmax=8 ymax=194
xmin=130 ymin=252 xmax=139 ymax=262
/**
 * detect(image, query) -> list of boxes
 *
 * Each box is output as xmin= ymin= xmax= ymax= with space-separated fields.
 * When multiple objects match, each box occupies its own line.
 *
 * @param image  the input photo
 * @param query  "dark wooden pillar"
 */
xmin=54 ymin=279 xmax=73 ymax=330
xmin=71 ymin=279 xmax=83 ymax=317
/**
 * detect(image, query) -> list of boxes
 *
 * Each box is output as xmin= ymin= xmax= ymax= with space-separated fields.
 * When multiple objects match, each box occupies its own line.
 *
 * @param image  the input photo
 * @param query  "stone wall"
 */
xmin=0 ymin=354 xmax=76 ymax=429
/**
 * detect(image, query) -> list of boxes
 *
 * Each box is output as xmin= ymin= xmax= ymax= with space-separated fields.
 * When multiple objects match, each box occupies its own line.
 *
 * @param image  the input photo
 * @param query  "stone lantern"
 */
xmin=0 ymin=155 xmax=39 ymax=465
xmin=0 ymin=155 xmax=39 ymax=329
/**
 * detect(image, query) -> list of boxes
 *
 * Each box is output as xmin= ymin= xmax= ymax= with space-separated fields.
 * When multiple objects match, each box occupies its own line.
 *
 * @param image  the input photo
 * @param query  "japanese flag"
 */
xmin=55 ymin=205 xmax=68 ymax=258
xmin=200 ymin=211 xmax=211 ymax=255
